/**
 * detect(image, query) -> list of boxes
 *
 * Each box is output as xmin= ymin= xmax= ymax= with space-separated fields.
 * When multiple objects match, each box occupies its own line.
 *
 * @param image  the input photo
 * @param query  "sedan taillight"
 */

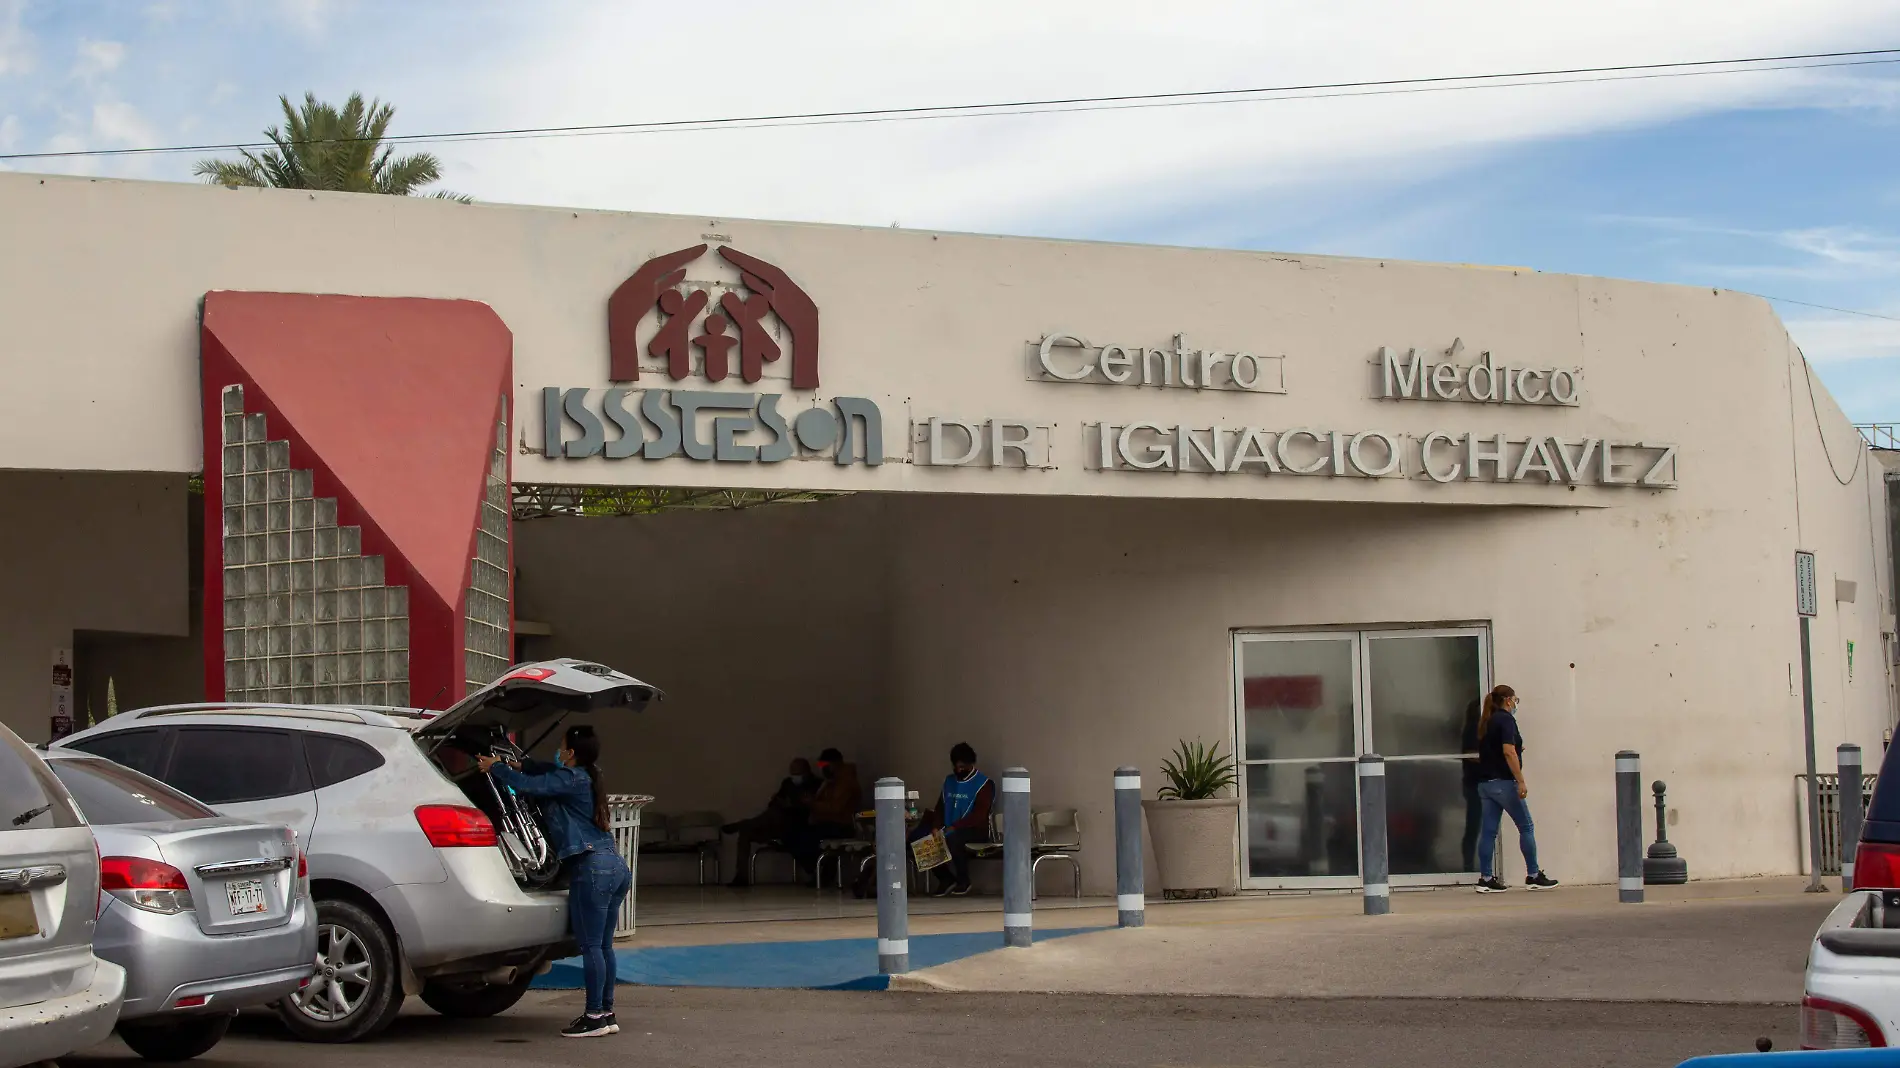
xmin=414 ymin=805 xmax=498 ymax=848
xmin=99 ymin=856 xmax=194 ymax=914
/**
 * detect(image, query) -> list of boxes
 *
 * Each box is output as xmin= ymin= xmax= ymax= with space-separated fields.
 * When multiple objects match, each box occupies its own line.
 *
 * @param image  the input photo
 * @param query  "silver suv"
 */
xmin=0 ymin=720 xmax=126 ymax=1064
xmin=53 ymin=659 xmax=657 ymax=1043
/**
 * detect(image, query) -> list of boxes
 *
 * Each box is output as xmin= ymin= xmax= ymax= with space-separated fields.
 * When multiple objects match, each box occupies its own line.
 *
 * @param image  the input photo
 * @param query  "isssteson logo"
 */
xmin=542 ymin=244 xmax=883 ymax=466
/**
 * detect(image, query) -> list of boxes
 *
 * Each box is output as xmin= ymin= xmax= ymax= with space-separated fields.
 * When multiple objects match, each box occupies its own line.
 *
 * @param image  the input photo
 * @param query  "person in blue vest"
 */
xmin=910 ymin=742 xmax=997 ymax=896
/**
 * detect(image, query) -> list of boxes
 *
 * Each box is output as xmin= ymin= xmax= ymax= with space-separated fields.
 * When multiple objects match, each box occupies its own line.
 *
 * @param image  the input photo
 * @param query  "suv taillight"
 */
xmin=1803 ymin=996 xmax=1885 ymax=1049
xmin=414 ymin=805 xmax=498 ymax=848
xmin=99 ymin=856 xmax=194 ymax=914
xmin=1854 ymin=841 xmax=1900 ymax=889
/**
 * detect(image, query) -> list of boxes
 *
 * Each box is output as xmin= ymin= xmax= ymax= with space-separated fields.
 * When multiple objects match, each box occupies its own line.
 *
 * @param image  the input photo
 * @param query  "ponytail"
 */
xmin=565 ymin=725 xmax=611 ymax=832
xmin=1479 ymin=684 xmax=1516 ymax=743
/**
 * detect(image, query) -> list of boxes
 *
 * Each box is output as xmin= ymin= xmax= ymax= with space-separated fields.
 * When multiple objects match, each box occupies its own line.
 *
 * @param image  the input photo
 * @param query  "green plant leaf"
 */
xmin=1157 ymin=738 xmax=1238 ymax=801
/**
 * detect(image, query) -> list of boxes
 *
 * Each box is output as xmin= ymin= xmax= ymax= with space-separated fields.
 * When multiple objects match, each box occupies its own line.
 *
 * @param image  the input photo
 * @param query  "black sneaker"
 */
xmin=563 ymin=1013 xmax=617 ymax=1038
xmin=1526 ymin=872 xmax=1559 ymax=890
xmin=948 ymin=882 xmax=972 ymax=896
xmin=1475 ymin=877 xmax=1509 ymax=894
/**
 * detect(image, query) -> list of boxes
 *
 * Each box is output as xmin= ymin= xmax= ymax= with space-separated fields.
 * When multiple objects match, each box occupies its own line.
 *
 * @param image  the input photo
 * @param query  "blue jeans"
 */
xmin=568 ymin=849 xmax=632 ymax=1015
xmin=1476 ymin=779 xmax=1540 ymax=879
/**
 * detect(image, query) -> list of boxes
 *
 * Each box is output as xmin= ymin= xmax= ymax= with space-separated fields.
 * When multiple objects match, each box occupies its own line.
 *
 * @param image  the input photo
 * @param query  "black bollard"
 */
xmin=1643 ymin=780 xmax=1689 ymax=885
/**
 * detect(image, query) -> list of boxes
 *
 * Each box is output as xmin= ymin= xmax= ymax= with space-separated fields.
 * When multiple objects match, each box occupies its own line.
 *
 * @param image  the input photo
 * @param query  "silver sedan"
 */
xmin=42 ymin=750 xmax=316 ymax=1062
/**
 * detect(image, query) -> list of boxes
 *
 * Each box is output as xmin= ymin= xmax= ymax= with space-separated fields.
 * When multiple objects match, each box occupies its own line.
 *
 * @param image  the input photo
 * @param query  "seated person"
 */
xmin=788 ymin=748 xmax=862 ymax=874
xmin=910 ymin=742 xmax=995 ymax=896
xmin=724 ymin=758 xmax=816 ymax=887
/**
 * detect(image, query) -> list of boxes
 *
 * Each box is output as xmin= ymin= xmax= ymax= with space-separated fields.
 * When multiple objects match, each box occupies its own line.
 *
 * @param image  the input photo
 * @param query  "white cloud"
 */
xmin=0 ymin=0 xmax=32 ymax=77
xmin=419 ymin=0 xmax=1900 ymax=232
xmin=1785 ymin=312 xmax=1900 ymax=363
xmin=274 ymin=0 xmax=333 ymax=35
xmin=92 ymin=99 xmax=155 ymax=145
xmin=73 ymin=39 xmax=126 ymax=80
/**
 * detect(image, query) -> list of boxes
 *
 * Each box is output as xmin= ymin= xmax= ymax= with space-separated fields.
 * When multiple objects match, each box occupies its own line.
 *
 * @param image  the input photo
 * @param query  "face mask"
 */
xmin=555 ymin=750 xmax=570 ymax=768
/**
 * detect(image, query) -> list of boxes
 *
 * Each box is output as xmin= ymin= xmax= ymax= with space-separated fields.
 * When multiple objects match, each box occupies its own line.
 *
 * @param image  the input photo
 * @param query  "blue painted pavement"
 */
xmin=1679 ymin=1052 xmax=1900 ymax=1066
xmin=532 ymin=927 xmax=1102 ymax=992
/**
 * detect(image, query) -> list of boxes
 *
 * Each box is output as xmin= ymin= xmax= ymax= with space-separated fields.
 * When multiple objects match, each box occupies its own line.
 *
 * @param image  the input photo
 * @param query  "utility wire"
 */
xmin=1760 ymin=295 xmax=1900 ymax=323
xmin=3 ymin=46 xmax=1897 ymax=161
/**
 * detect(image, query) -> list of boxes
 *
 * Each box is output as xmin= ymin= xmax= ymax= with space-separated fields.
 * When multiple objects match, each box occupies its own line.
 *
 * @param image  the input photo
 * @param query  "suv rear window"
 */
xmin=0 ymin=724 xmax=81 ymax=831
xmin=48 ymin=757 xmax=216 ymax=825
xmin=305 ymin=735 xmax=385 ymax=789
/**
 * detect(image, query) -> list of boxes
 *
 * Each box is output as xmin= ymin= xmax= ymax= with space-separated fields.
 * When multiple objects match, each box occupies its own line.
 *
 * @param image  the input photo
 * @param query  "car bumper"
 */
xmin=1806 ymin=892 xmax=1900 ymax=1045
xmin=375 ymin=848 xmax=570 ymax=972
xmin=0 ymin=958 xmax=126 ymax=1064
xmin=99 ymin=893 xmax=317 ymax=1020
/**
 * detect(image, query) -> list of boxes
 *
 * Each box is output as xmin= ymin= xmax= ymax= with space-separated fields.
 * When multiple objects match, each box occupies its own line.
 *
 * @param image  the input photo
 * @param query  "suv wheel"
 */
xmin=118 ymin=1014 xmax=233 ymax=1061
xmin=277 ymin=899 xmax=405 ymax=1043
xmin=419 ymin=976 xmax=533 ymax=1018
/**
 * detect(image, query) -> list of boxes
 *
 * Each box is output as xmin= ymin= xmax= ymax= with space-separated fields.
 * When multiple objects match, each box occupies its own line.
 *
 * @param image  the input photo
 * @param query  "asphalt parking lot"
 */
xmin=58 ymin=988 xmax=1795 ymax=1068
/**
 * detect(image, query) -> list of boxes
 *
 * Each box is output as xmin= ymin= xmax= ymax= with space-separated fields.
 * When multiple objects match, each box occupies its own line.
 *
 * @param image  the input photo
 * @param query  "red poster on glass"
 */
xmin=1244 ymin=675 xmax=1322 ymax=710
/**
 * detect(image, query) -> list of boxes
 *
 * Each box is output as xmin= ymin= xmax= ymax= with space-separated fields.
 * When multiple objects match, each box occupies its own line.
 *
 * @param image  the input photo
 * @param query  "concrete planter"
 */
xmin=1142 ymin=797 xmax=1239 ymax=895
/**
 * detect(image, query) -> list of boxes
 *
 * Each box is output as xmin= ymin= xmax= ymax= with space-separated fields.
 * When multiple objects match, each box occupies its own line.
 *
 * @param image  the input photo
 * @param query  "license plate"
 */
xmin=225 ymin=879 xmax=267 ymax=916
xmin=0 ymin=893 xmax=39 ymax=939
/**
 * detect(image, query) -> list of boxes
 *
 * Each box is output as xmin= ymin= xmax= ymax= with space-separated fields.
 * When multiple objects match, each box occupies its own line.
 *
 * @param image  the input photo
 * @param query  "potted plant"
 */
xmin=1141 ymin=740 xmax=1241 ymax=899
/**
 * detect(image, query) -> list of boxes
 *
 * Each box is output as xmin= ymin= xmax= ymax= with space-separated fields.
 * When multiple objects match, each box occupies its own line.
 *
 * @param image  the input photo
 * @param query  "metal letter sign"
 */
xmin=1797 ymin=551 xmax=1818 ymax=617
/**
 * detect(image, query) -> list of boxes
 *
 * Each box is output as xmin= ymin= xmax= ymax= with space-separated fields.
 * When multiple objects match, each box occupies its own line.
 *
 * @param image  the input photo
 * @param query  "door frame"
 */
xmin=1233 ymin=622 xmax=1493 ymax=891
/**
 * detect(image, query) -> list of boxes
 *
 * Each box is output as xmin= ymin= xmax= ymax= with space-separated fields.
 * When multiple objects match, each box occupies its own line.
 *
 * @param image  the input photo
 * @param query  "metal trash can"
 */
xmin=608 ymin=794 xmax=655 ymax=937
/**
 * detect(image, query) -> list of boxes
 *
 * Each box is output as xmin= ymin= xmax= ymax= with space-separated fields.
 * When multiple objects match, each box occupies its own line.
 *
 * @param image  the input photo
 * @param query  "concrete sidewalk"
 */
xmin=888 ymin=877 xmax=1837 ymax=1004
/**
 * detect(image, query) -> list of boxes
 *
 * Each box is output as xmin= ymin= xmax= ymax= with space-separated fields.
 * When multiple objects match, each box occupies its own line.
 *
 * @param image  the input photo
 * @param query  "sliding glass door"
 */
xmin=1234 ymin=626 xmax=1489 ymax=890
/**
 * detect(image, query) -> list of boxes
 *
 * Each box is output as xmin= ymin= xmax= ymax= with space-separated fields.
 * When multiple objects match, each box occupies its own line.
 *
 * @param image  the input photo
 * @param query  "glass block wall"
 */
xmin=463 ymin=410 xmax=512 ymax=690
xmin=220 ymin=385 xmax=412 ymax=706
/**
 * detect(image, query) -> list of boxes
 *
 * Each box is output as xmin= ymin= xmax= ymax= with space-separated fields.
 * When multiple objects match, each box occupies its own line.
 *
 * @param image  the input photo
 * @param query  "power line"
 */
xmin=3 ymin=46 xmax=1896 ymax=162
xmin=1760 ymin=295 xmax=1900 ymax=323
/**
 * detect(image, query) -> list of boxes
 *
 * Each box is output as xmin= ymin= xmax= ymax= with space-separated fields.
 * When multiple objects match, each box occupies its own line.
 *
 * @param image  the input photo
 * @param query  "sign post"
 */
xmin=1797 ymin=551 xmax=1826 ymax=894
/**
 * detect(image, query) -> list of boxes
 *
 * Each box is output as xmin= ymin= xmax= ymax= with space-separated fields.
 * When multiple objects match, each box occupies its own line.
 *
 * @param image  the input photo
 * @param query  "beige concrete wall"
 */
xmin=510 ymin=496 xmax=893 ymax=882
xmin=0 ymin=471 xmax=191 ymax=742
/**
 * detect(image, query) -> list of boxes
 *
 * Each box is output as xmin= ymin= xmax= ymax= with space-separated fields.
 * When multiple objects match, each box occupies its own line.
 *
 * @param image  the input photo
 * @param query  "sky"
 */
xmin=4 ymin=0 xmax=1900 ymax=418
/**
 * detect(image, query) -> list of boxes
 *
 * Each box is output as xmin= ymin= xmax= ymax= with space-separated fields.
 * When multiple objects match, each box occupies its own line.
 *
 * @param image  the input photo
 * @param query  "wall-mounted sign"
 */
xmin=608 ymin=244 xmax=820 ymax=388
xmin=50 ymin=648 xmax=73 ymax=740
xmin=542 ymin=387 xmax=883 ymax=466
xmin=1376 ymin=339 xmax=1581 ymax=406
xmin=1088 ymin=423 xmax=1675 ymax=486
xmin=1033 ymin=333 xmax=1286 ymax=393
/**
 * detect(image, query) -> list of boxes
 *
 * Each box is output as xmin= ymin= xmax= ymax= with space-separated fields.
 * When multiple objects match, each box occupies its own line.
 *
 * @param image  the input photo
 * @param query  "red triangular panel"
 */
xmin=203 ymin=293 xmax=512 ymax=608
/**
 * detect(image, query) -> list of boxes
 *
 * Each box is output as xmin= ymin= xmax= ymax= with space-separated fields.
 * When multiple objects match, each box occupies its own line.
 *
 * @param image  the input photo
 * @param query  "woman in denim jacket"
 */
xmin=478 ymin=724 xmax=630 ymax=1038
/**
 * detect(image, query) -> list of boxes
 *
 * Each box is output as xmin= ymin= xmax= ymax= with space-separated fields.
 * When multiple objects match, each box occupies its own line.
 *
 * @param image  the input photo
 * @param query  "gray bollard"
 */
xmin=1841 ymin=744 xmax=1864 ymax=892
xmin=1616 ymin=751 xmax=1643 ymax=904
xmin=1114 ymin=766 xmax=1145 ymax=928
xmin=874 ymin=777 xmax=909 ymax=974
xmin=1358 ymin=754 xmax=1389 ymax=916
xmin=1002 ymin=768 xmax=1032 ymax=948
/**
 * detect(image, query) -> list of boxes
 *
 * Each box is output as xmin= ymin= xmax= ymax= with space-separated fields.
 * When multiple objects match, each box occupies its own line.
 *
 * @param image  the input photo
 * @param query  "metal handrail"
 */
xmin=1854 ymin=424 xmax=1900 ymax=450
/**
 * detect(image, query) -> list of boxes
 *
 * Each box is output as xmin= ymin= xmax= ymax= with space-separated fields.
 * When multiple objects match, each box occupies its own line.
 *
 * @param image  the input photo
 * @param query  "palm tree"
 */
xmin=194 ymin=92 xmax=468 ymax=202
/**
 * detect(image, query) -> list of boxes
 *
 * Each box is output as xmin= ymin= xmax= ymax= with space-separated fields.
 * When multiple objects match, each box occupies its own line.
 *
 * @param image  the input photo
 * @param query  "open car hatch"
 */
xmin=413 ymin=658 xmax=661 ymax=753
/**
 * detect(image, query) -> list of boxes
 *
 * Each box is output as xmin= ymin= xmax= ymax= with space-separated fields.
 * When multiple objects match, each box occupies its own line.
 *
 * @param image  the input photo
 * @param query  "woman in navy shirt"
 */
xmin=1473 ymin=684 xmax=1559 ymax=893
